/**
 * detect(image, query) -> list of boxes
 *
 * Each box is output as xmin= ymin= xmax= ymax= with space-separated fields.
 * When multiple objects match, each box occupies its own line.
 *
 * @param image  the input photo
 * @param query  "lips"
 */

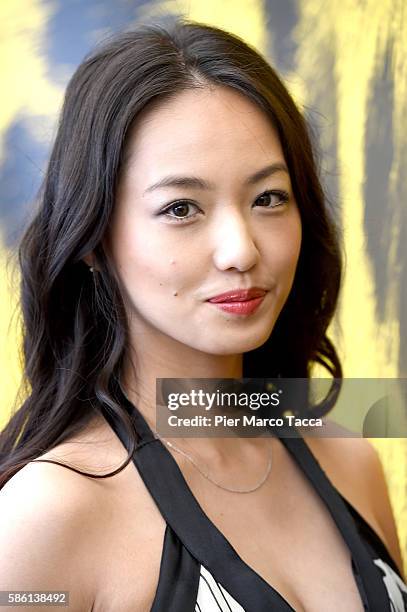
xmin=207 ymin=288 xmax=267 ymax=303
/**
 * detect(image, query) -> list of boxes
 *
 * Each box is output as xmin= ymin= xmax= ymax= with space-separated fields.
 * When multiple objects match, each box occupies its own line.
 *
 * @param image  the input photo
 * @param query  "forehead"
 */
xmin=123 ymin=86 xmax=286 ymax=181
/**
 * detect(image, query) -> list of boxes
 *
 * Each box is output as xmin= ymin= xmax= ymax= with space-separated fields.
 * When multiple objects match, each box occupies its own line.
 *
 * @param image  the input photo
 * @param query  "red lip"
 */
xmin=207 ymin=288 xmax=267 ymax=303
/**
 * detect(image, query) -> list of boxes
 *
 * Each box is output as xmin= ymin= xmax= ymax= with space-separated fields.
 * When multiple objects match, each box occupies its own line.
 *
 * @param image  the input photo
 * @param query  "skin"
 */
xmin=104 ymin=85 xmax=302 ymax=459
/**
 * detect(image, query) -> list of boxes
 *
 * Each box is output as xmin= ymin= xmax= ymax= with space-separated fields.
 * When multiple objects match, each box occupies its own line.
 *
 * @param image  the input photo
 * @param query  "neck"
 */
xmin=121 ymin=333 xmax=245 ymax=460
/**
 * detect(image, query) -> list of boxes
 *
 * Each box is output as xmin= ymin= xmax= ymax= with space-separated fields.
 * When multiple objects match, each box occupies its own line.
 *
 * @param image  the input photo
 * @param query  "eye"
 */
xmin=254 ymin=190 xmax=289 ymax=209
xmin=160 ymin=201 xmax=200 ymax=223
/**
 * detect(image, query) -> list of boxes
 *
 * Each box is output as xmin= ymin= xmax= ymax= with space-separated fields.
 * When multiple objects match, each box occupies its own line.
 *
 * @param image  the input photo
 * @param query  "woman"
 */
xmin=0 ymin=19 xmax=405 ymax=612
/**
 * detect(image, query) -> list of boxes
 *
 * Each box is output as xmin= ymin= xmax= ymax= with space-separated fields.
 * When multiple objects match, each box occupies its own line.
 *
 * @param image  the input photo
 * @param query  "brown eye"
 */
xmin=160 ymin=200 xmax=201 ymax=223
xmin=172 ymin=203 xmax=190 ymax=218
xmin=255 ymin=190 xmax=289 ymax=208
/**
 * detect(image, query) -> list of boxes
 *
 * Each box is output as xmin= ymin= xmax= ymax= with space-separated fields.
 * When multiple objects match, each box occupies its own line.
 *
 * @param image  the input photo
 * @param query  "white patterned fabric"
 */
xmin=195 ymin=565 xmax=246 ymax=611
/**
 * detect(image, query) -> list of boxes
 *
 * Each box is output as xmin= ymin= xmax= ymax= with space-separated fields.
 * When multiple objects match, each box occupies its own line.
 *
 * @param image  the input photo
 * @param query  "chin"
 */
xmin=197 ymin=330 xmax=272 ymax=356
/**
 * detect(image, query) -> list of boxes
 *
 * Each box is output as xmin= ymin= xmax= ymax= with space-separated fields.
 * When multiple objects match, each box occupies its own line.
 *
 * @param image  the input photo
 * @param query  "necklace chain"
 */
xmin=153 ymin=432 xmax=273 ymax=494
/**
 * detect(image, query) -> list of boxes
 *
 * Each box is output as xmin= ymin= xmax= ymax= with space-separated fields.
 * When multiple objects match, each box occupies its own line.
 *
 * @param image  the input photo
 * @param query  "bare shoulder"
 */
xmin=0 ymin=460 xmax=97 ymax=611
xmin=303 ymin=431 xmax=405 ymax=579
xmin=0 ymin=414 xmax=166 ymax=611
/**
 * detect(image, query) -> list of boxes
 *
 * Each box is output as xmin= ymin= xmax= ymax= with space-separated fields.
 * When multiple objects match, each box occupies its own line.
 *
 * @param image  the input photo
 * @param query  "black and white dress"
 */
xmin=101 ymin=394 xmax=407 ymax=612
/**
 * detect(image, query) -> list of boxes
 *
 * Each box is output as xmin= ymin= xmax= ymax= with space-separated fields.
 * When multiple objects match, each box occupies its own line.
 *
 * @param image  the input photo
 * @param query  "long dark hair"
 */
xmin=0 ymin=18 xmax=342 ymax=488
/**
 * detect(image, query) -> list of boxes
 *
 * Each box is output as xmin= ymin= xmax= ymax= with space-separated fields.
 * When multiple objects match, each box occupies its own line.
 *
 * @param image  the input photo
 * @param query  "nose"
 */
xmin=212 ymin=209 xmax=260 ymax=272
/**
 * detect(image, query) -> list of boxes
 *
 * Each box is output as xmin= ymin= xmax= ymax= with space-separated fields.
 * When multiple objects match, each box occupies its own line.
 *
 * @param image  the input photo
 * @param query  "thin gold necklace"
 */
xmin=153 ymin=432 xmax=273 ymax=494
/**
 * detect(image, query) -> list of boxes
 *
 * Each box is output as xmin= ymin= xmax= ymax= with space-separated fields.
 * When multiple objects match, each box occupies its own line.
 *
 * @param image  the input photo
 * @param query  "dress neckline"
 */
xmin=101 ymin=391 xmax=391 ymax=611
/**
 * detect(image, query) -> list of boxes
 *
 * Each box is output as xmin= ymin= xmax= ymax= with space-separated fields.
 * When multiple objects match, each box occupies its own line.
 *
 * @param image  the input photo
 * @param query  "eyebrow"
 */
xmin=143 ymin=162 xmax=289 ymax=194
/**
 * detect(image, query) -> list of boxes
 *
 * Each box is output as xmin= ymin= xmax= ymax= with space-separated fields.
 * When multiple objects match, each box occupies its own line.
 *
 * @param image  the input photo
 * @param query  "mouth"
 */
xmin=206 ymin=288 xmax=267 ymax=316
xmin=207 ymin=288 xmax=267 ymax=303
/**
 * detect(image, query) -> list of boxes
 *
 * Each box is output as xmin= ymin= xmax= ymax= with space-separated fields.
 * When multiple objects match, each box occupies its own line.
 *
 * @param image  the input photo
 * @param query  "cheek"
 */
xmin=115 ymin=226 xmax=193 ymax=295
xmin=265 ymin=218 xmax=302 ymax=279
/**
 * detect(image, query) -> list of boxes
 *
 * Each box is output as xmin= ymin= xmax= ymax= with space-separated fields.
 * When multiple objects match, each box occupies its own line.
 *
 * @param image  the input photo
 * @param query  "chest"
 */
xmin=92 ymin=439 xmax=374 ymax=612
xmin=180 ymin=440 xmax=367 ymax=612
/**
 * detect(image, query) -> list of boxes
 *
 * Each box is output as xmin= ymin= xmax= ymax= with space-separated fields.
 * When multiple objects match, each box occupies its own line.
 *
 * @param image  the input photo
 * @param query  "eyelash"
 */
xmin=159 ymin=190 xmax=290 ymax=223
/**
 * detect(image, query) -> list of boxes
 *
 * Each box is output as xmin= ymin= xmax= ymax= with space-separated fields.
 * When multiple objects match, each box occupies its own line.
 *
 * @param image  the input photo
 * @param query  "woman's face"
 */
xmin=107 ymin=86 xmax=302 ymax=355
